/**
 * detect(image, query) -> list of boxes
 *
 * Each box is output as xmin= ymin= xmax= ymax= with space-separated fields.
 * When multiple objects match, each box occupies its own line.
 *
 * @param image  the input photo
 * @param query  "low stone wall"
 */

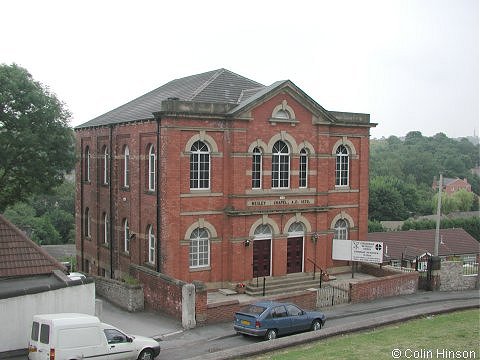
xmin=350 ymin=264 xmax=419 ymax=303
xmin=93 ymin=275 xmax=144 ymax=312
xmin=130 ymin=264 xmax=184 ymax=319
xmin=201 ymin=289 xmax=317 ymax=324
xmin=439 ymin=261 xmax=477 ymax=291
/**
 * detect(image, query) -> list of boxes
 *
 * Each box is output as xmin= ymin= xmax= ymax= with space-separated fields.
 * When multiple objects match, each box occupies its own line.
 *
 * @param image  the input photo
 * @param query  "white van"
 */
xmin=28 ymin=313 xmax=160 ymax=360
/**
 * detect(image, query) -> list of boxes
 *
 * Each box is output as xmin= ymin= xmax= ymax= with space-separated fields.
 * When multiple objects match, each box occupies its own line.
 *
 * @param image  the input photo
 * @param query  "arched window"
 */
xmin=252 ymin=147 xmax=262 ymax=189
xmin=299 ymin=148 xmax=308 ymax=188
xmin=148 ymin=225 xmax=155 ymax=264
xmin=123 ymin=219 xmax=130 ymax=253
xmin=189 ymin=228 xmax=210 ymax=268
xmin=102 ymin=146 xmax=109 ymax=185
xmin=335 ymin=145 xmax=349 ymax=186
xmin=190 ymin=141 xmax=210 ymax=190
xmin=123 ymin=146 xmax=130 ymax=188
xmin=288 ymin=221 xmax=305 ymax=235
xmin=272 ymin=140 xmax=290 ymax=188
xmin=84 ymin=207 xmax=90 ymax=238
xmin=334 ymin=219 xmax=349 ymax=240
xmin=84 ymin=146 xmax=91 ymax=182
xmin=103 ymin=212 xmax=109 ymax=245
xmin=254 ymin=224 xmax=272 ymax=238
xmin=275 ymin=109 xmax=291 ymax=120
xmin=148 ymin=144 xmax=155 ymax=191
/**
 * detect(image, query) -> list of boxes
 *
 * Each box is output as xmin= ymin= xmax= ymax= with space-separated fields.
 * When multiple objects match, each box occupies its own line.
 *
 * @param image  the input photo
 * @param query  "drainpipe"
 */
xmin=80 ymin=138 xmax=84 ymax=272
xmin=156 ymin=116 xmax=162 ymax=273
xmin=109 ymin=125 xmax=114 ymax=278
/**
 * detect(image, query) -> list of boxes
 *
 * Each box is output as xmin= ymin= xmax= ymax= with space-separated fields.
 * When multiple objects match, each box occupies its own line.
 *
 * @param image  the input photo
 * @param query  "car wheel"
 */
xmin=265 ymin=329 xmax=277 ymax=340
xmin=138 ymin=349 xmax=154 ymax=360
xmin=311 ymin=319 xmax=322 ymax=331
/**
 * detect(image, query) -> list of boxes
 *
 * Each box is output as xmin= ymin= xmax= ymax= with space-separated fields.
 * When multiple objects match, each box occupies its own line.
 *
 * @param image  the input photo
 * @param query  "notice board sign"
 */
xmin=351 ymin=241 xmax=384 ymax=263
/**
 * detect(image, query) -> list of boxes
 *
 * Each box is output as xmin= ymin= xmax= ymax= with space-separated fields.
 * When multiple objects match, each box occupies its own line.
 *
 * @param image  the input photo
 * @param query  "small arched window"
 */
xmin=299 ymin=148 xmax=308 ymax=188
xmin=123 ymin=146 xmax=130 ymax=188
xmin=334 ymin=219 xmax=349 ymax=240
xmin=103 ymin=146 xmax=109 ymax=185
xmin=288 ymin=222 xmax=305 ymax=235
xmin=84 ymin=146 xmax=91 ymax=182
xmin=148 ymin=144 xmax=155 ymax=191
xmin=335 ymin=145 xmax=349 ymax=186
xmin=272 ymin=140 xmax=290 ymax=188
xmin=252 ymin=147 xmax=262 ymax=189
xmin=148 ymin=225 xmax=155 ymax=264
xmin=254 ymin=224 xmax=272 ymax=239
xmin=124 ymin=219 xmax=130 ymax=253
xmin=190 ymin=141 xmax=210 ymax=190
xmin=103 ymin=212 xmax=109 ymax=245
xmin=189 ymin=228 xmax=210 ymax=268
xmin=84 ymin=207 xmax=91 ymax=238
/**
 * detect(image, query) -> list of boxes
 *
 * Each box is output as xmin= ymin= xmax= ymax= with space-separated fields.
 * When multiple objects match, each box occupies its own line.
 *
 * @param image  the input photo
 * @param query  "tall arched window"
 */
xmin=299 ymin=148 xmax=308 ymax=188
xmin=123 ymin=146 xmax=130 ymax=188
xmin=272 ymin=140 xmax=290 ymax=188
xmin=334 ymin=219 xmax=349 ymax=240
xmin=148 ymin=144 xmax=155 ymax=191
xmin=102 ymin=146 xmax=109 ymax=185
xmin=123 ymin=219 xmax=130 ymax=253
xmin=252 ymin=147 xmax=262 ymax=189
xmin=103 ymin=213 xmax=109 ymax=245
xmin=84 ymin=146 xmax=91 ymax=182
xmin=189 ymin=228 xmax=210 ymax=268
xmin=190 ymin=141 xmax=210 ymax=190
xmin=84 ymin=207 xmax=91 ymax=238
xmin=148 ymin=225 xmax=155 ymax=264
xmin=335 ymin=145 xmax=349 ymax=186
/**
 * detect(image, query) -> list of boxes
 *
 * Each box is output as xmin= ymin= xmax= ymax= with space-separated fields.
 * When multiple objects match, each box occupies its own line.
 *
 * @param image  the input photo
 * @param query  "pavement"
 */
xmin=97 ymin=289 xmax=479 ymax=359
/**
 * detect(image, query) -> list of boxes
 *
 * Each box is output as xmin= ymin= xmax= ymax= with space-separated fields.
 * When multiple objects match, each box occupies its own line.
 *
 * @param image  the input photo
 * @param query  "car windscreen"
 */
xmin=238 ymin=305 xmax=267 ymax=315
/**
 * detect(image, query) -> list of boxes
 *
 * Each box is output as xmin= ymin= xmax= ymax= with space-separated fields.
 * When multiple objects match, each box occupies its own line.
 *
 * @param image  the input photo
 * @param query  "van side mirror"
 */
xmin=127 ymin=336 xmax=133 ymax=343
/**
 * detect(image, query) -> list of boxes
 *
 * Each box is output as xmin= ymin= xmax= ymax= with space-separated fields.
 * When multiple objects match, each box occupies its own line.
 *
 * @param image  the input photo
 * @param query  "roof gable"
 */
xmin=0 ymin=215 xmax=65 ymax=277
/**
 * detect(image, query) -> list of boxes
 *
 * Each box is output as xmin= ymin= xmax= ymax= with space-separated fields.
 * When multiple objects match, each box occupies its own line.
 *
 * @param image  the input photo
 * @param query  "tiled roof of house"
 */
xmin=0 ymin=215 xmax=66 ymax=277
xmin=76 ymin=68 xmax=265 ymax=128
xmin=368 ymin=228 xmax=479 ymax=260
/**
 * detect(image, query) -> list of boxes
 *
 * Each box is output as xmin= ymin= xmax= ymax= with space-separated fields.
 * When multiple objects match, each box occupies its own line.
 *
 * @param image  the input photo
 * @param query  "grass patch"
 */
xmin=251 ymin=309 xmax=479 ymax=360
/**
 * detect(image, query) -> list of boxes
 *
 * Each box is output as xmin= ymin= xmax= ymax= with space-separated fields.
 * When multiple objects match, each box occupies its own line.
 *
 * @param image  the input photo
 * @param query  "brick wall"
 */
xmin=93 ymin=275 xmax=144 ymax=312
xmin=439 ymin=261 xmax=477 ymax=291
xmin=350 ymin=264 xmax=419 ymax=303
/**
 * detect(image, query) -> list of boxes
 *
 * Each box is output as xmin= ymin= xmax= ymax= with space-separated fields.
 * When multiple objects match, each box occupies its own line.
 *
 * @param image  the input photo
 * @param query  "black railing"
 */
xmin=306 ymin=258 xmax=324 ymax=288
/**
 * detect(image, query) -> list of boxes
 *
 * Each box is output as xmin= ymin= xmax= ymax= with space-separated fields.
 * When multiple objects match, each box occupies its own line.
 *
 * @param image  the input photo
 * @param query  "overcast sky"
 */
xmin=1 ymin=0 xmax=478 ymax=139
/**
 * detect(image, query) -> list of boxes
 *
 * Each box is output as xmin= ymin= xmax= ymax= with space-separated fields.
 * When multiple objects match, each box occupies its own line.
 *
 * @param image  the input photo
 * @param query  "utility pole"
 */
xmin=434 ymin=173 xmax=443 ymax=256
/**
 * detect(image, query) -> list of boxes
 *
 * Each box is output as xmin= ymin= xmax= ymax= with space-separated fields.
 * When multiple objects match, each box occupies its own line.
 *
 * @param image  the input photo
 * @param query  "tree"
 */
xmin=0 ymin=63 xmax=75 ymax=212
xmin=369 ymin=177 xmax=407 ymax=220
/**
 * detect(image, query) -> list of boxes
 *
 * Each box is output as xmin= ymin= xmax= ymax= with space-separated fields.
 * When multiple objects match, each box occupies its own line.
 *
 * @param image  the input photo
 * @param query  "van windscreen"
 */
xmin=31 ymin=321 xmax=39 ymax=340
xmin=40 ymin=324 xmax=50 ymax=344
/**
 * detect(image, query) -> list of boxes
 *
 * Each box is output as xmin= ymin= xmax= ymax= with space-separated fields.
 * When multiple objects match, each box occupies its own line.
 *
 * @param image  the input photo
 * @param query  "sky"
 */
xmin=1 ymin=0 xmax=478 ymax=139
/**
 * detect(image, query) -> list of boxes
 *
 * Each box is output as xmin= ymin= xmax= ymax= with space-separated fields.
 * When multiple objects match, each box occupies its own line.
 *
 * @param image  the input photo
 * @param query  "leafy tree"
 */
xmin=451 ymin=189 xmax=475 ymax=212
xmin=369 ymin=177 xmax=406 ymax=220
xmin=0 ymin=63 xmax=75 ymax=212
xmin=368 ymin=220 xmax=386 ymax=232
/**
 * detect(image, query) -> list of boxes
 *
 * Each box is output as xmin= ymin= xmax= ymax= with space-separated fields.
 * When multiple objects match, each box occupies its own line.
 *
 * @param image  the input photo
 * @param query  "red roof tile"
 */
xmin=0 ymin=215 xmax=66 ymax=277
xmin=368 ymin=228 xmax=480 ymax=260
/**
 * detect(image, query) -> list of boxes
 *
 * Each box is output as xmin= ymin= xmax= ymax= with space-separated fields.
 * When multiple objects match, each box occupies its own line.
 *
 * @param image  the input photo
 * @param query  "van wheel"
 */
xmin=138 ymin=349 xmax=154 ymax=360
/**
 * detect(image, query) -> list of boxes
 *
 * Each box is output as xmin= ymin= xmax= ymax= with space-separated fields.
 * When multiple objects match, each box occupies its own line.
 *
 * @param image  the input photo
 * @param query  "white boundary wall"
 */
xmin=0 ymin=283 xmax=95 ymax=352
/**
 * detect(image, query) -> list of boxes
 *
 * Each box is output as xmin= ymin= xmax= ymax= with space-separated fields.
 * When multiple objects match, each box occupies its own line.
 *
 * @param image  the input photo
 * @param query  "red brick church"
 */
xmin=75 ymin=68 xmax=375 ymax=289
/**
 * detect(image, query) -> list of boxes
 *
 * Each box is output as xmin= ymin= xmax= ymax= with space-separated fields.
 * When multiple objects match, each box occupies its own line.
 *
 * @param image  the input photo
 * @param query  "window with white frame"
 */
xmin=335 ymin=145 xmax=349 ymax=186
xmin=252 ymin=147 xmax=262 ymax=189
xmin=190 ymin=141 xmax=210 ymax=190
xmin=148 ymin=225 xmax=155 ymax=264
xmin=103 ymin=212 xmax=108 ymax=245
xmin=288 ymin=221 xmax=305 ymax=235
xmin=148 ymin=144 xmax=155 ymax=191
xmin=272 ymin=140 xmax=290 ymax=188
xmin=84 ymin=207 xmax=91 ymax=237
xmin=84 ymin=146 xmax=90 ymax=182
xmin=299 ymin=148 xmax=308 ymax=188
xmin=124 ymin=219 xmax=130 ymax=253
xmin=189 ymin=227 xmax=210 ymax=268
xmin=334 ymin=219 xmax=349 ymax=240
xmin=123 ymin=146 xmax=130 ymax=188
xmin=103 ymin=146 xmax=109 ymax=185
xmin=254 ymin=224 xmax=272 ymax=238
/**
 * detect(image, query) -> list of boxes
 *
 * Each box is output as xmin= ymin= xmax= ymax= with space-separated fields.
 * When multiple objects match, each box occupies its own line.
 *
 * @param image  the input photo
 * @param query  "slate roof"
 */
xmin=0 ymin=214 xmax=66 ymax=277
xmin=77 ymin=68 xmax=265 ymax=128
xmin=368 ymin=228 xmax=479 ymax=261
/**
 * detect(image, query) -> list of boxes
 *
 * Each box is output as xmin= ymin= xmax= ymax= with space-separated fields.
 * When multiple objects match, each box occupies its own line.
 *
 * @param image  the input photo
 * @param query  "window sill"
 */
xmin=120 ymin=251 xmax=131 ymax=258
xmin=121 ymin=187 xmax=130 ymax=192
xmin=189 ymin=266 xmax=211 ymax=272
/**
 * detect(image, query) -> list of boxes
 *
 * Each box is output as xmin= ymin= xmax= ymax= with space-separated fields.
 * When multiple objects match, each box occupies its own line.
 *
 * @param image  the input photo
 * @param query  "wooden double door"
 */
xmin=252 ymin=237 xmax=304 ymax=277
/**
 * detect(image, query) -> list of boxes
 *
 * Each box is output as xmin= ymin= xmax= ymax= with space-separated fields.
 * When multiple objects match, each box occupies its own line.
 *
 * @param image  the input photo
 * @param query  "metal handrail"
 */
xmin=306 ymin=257 xmax=325 ymax=288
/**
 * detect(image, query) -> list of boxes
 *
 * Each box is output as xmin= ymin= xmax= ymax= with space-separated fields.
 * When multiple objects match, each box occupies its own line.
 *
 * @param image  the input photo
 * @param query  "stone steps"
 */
xmin=245 ymin=272 xmax=330 ymax=296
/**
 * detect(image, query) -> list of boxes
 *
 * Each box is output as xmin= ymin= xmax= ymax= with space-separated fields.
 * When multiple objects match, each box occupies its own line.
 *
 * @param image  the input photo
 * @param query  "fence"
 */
xmin=462 ymin=259 xmax=478 ymax=276
xmin=317 ymin=282 xmax=350 ymax=308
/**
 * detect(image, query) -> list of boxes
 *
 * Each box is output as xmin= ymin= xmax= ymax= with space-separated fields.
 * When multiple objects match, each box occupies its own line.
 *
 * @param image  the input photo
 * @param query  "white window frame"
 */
xmin=299 ymin=148 xmax=308 ymax=188
xmin=124 ymin=219 xmax=130 ymax=253
xmin=189 ymin=228 xmax=210 ymax=268
xmin=272 ymin=140 xmax=290 ymax=189
xmin=334 ymin=219 xmax=349 ymax=240
xmin=190 ymin=141 xmax=210 ymax=190
xmin=85 ymin=207 xmax=91 ymax=238
xmin=252 ymin=147 xmax=262 ymax=189
xmin=335 ymin=145 xmax=349 ymax=187
xmin=103 ymin=213 xmax=108 ymax=245
xmin=85 ymin=146 xmax=91 ymax=182
xmin=124 ymin=146 xmax=130 ymax=188
xmin=148 ymin=225 xmax=155 ymax=264
xmin=148 ymin=144 xmax=155 ymax=191
xmin=103 ymin=146 xmax=109 ymax=185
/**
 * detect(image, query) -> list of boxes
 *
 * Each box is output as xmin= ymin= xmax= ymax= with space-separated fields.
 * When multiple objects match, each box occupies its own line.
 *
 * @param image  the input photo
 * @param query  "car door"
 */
xmin=286 ymin=304 xmax=311 ymax=332
xmin=270 ymin=305 xmax=292 ymax=335
xmin=104 ymin=328 xmax=136 ymax=360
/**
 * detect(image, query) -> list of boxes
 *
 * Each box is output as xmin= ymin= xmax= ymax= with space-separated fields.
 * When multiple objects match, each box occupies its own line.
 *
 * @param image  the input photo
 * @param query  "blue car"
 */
xmin=233 ymin=301 xmax=326 ymax=340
